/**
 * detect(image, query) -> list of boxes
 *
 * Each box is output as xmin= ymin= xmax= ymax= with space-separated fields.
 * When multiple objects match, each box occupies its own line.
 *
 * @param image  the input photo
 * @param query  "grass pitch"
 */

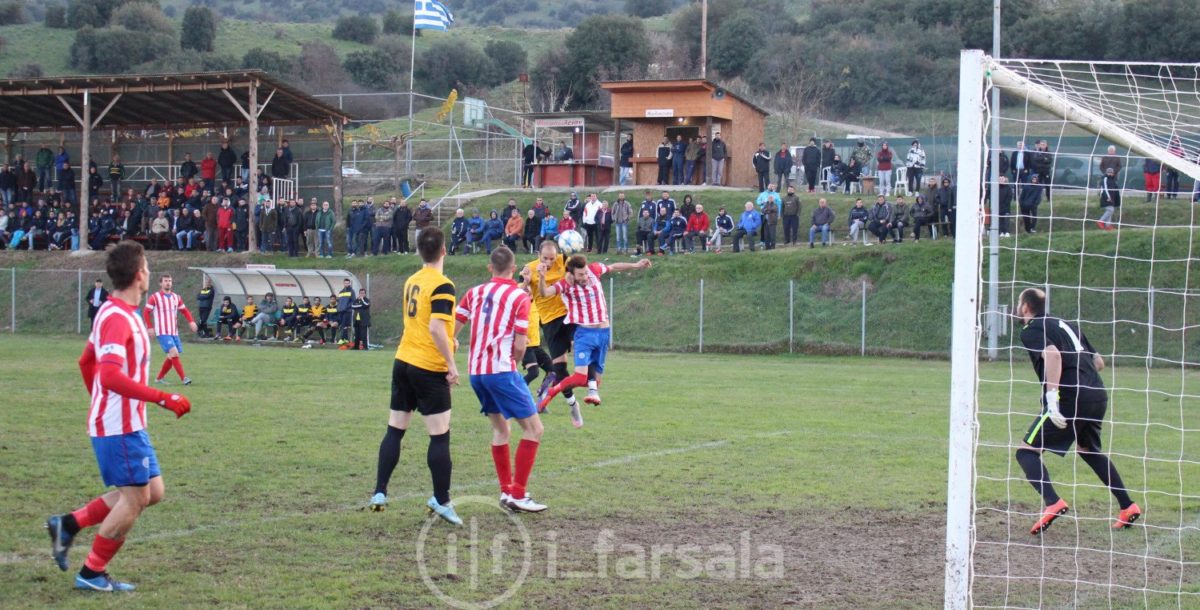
xmin=0 ymin=336 xmax=1197 ymax=608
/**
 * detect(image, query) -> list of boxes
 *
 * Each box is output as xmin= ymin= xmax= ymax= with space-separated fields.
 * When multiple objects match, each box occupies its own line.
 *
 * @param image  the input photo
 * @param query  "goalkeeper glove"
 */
xmin=158 ymin=393 xmax=191 ymax=419
xmin=1044 ymin=390 xmax=1067 ymax=429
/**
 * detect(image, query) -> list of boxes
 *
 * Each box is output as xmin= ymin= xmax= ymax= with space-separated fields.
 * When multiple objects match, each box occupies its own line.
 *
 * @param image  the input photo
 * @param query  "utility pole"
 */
xmin=699 ymin=0 xmax=708 ymax=79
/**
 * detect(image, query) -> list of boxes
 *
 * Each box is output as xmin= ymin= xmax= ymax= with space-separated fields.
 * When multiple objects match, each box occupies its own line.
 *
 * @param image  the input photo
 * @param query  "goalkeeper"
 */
xmin=1015 ymin=288 xmax=1140 ymax=535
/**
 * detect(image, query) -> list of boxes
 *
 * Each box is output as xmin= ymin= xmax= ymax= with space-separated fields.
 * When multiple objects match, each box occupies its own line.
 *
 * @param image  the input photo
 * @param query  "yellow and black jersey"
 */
xmin=325 ymin=300 xmax=338 ymax=320
xmin=241 ymin=303 xmax=257 ymax=321
xmin=526 ymin=299 xmax=542 ymax=348
xmin=524 ymin=254 xmax=566 ymax=323
xmin=396 ymin=267 xmax=456 ymax=372
xmin=310 ymin=304 xmax=325 ymax=318
xmin=280 ymin=305 xmax=298 ymax=320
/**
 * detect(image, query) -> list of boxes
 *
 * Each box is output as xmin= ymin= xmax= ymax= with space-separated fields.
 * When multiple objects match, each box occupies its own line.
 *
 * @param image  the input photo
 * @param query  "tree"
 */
xmin=0 ymin=1 xmax=27 ymax=25
xmin=69 ymin=26 xmax=176 ymax=73
xmin=561 ymin=15 xmax=651 ymax=107
xmin=67 ymin=0 xmax=104 ymax=29
xmin=241 ymin=47 xmax=295 ymax=79
xmin=180 ymin=6 xmax=216 ymax=52
xmin=332 ymin=14 xmax=378 ymax=45
xmin=708 ymin=11 xmax=760 ymax=77
xmin=344 ymin=48 xmax=399 ymax=90
xmin=483 ymin=40 xmax=527 ymax=86
xmin=415 ymin=39 xmax=492 ymax=95
xmin=381 ymin=10 xmax=413 ymax=35
xmin=625 ymin=0 xmax=672 ymax=18
xmin=530 ymin=47 xmax=576 ymax=112
xmin=296 ymin=42 xmax=351 ymax=93
xmin=113 ymin=2 xmax=171 ymax=35
xmin=45 ymin=5 xmax=68 ymax=28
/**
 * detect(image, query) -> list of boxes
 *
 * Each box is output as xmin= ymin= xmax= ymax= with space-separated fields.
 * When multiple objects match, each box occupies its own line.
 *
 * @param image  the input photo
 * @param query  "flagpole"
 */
xmin=406 ymin=5 xmax=417 ymax=175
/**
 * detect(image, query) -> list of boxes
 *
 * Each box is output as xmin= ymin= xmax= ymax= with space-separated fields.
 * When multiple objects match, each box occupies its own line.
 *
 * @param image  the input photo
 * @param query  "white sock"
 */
xmin=566 ymin=395 xmax=577 ymax=405
xmin=587 ymin=380 xmax=598 ymax=391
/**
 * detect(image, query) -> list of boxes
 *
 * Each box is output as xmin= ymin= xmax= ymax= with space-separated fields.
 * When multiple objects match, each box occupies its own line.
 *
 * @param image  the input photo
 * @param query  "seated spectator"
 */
xmin=828 ymin=155 xmax=848 ymax=192
xmin=847 ymin=198 xmax=870 ymax=245
xmin=808 ymin=198 xmax=835 ymax=248
xmin=540 ymin=211 xmax=558 ymax=244
xmin=176 ymin=208 xmax=196 ymax=250
xmin=303 ymin=297 xmax=328 ymax=344
xmin=683 ymin=204 xmax=710 ymax=252
xmin=466 ymin=210 xmax=485 ymax=253
xmin=477 ymin=210 xmax=504 ymax=254
xmin=277 ymin=297 xmax=299 ymax=341
xmin=0 ymin=209 xmax=11 ymax=247
xmin=558 ymin=210 xmax=576 ymax=234
xmin=868 ymin=196 xmax=894 ymax=244
xmin=660 ymin=209 xmax=686 ymax=255
xmin=522 ymin=209 xmax=540 ymax=253
xmin=236 ymin=296 xmax=257 ymax=341
xmin=911 ymin=194 xmax=935 ymax=241
xmin=652 ymin=206 xmax=671 ymax=255
xmin=49 ymin=212 xmax=72 ymax=251
xmin=635 ymin=208 xmax=654 ymax=255
xmin=149 ymin=210 xmax=171 ymax=250
xmin=448 ymin=208 xmax=469 ymax=255
xmin=890 ymin=195 xmax=910 ymax=243
xmin=250 ymin=293 xmax=279 ymax=340
xmin=294 ymin=296 xmax=314 ymax=340
xmin=504 ymin=209 xmax=524 ymax=252
xmin=843 ymin=159 xmax=862 ymax=193
xmin=708 ymin=206 xmax=734 ymax=253
xmin=217 ymin=296 xmax=240 ymax=340
xmin=732 ymin=201 xmax=761 ymax=253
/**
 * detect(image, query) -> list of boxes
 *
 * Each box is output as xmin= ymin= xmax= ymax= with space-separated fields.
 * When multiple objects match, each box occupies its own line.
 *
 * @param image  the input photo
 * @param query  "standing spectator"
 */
xmin=301 ymin=200 xmax=318 ymax=257
xmin=635 ymin=208 xmax=653 ymax=255
xmin=179 ymin=153 xmax=198 ymax=182
xmin=995 ymin=175 xmax=1013 ymax=238
xmin=761 ymin=192 xmax=779 ymax=250
xmin=656 ymin=137 xmax=672 ymax=185
xmin=710 ymin=132 xmax=727 ymax=186
xmin=905 ymin=140 xmax=926 ymax=195
xmin=1165 ymin=136 xmax=1184 ymax=199
xmin=890 ymin=195 xmax=910 ymax=243
xmin=596 ymin=201 xmax=613 ymax=254
xmin=335 ymin=278 xmax=354 ymax=345
xmin=107 ymin=155 xmax=125 ymax=200
xmin=522 ymin=140 xmax=548 ymax=188
xmin=217 ymin=198 xmax=235 ymax=252
xmin=671 ymin=134 xmax=687 ymax=185
xmin=218 ymin=141 xmax=237 ymax=184
xmin=200 ymin=152 xmax=217 ymax=192
xmin=753 ymin=143 xmax=771 ymax=192
xmin=684 ymin=136 xmax=701 ymax=184
xmin=876 ymin=142 xmax=894 ymax=196
xmin=271 ymin=148 xmax=289 ymax=181
xmin=85 ymin=279 xmax=109 ymax=329
xmin=195 ymin=277 xmax=214 ymax=338
xmin=936 ymin=177 xmax=958 ymax=238
xmin=316 ymin=200 xmax=335 ymax=258
xmin=678 ymin=194 xmax=695 ymax=222
xmin=708 ymin=206 xmax=733 ymax=252
xmin=911 ymin=193 xmax=936 ymax=241
xmin=683 ymin=204 xmax=709 ymax=252
xmin=611 ymin=193 xmax=632 ymax=254
xmin=0 ymin=165 xmax=14 ymax=206
xmin=372 ymin=199 xmax=394 ymax=256
xmin=1011 ymin=140 xmax=1031 ymax=184
xmin=582 ymin=193 xmax=601 ymax=252
xmin=1019 ymin=174 xmax=1043 ymax=233
xmin=775 ymin=142 xmax=796 ymax=191
xmin=351 ymin=288 xmax=371 ymax=351
xmin=656 ymin=190 xmax=677 ymax=219
xmin=781 ymin=185 xmax=801 ymax=246
xmin=564 ymin=192 xmax=583 ymax=227
xmin=504 ymin=208 xmax=524 ymax=251
xmin=259 ymin=198 xmax=278 ymax=253
xmin=698 ymin=135 xmax=708 ymax=184
xmin=820 ymin=140 xmax=836 ymax=192
xmin=851 ymin=140 xmax=873 ymax=179
xmin=868 ymin=195 xmax=894 ymax=244
xmin=796 ymin=138 xmax=818 ymax=193
xmin=847 ymin=198 xmax=870 ymax=246
xmin=392 ymin=198 xmax=412 ymax=255
xmin=1143 ymin=157 xmax=1161 ymax=201
xmin=808 ymin=198 xmax=834 ymax=247
xmin=16 ymin=161 xmax=35 ymax=203
xmin=351 ymin=200 xmax=371 ymax=257
xmin=240 ymin=150 xmax=251 ymax=183
xmin=1033 ymin=139 xmax=1053 ymax=199
xmin=87 ymin=165 xmax=104 ymax=200
xmin=35 ymin=144 xmax=53 ymax=192
xmin=59 ymin=162 xmax=77 ymax=207
xmin=619 ymin=134 xmax=633 ymax=186
xmin=1097 ymin=167 xmax=1120 ymax=231
xmin=54 ymin=146 xmax=70 ymax=174
xmin=732 ymin=201 xmax=761 ymax=253
xmin=413 ymin=198 xmax=433 ymax=242
xmin=522 ymin=209 xmax=540 ymax=253
xmin=202 ymin=196 xmax=219 ymax=252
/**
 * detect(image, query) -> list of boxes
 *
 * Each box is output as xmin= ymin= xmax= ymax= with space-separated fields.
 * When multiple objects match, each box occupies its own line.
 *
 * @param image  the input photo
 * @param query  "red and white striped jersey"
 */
xmin=554 ymin=262 xmax=609 ymax=326
xmin=144 ymin=290 xmax=192 ymax=336
xmin=86 ymin=299 xmax=152 ymax=437
xmin=455 ymin=278 xmax=530 ymax=375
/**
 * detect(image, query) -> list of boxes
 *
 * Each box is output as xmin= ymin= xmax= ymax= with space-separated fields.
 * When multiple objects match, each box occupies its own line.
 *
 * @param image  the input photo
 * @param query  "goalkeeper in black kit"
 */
xmin=1015 ymin=288 xmax=1141 ymax=535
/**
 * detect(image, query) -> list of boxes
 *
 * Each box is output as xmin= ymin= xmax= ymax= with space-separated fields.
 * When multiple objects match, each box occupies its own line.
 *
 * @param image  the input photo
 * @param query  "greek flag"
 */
xmin=414 ymin=0 xmax=454 ymax=31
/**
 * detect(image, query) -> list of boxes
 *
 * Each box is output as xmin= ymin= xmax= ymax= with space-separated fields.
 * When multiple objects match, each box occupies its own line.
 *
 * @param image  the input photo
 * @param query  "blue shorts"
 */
xmin=572 ymin=326 xmax=610 ymax=374
xmin=471 ymin=372 xmax=537 ymax=420
xmin=91 ymin=430 xmax=161 ymax=488
xmin=157 ymin=334 xmax=183 ymax=354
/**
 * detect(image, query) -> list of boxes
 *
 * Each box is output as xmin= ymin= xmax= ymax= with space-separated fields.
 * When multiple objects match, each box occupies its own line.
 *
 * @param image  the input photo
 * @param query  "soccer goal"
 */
xmin=946 ymin=50 xmax=1200 ymax=609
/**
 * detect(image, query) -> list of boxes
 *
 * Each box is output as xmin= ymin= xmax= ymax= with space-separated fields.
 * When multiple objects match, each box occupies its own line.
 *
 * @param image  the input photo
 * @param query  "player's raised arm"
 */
xmin=537 ymin=263 xmax=558 ymax=298
xmin=607 ymin=259 xmax=652 ymax=273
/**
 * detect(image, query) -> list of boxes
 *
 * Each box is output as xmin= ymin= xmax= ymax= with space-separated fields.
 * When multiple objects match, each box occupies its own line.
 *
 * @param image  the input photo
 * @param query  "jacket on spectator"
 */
xmin=180 ymin=159 xmax=198 ymax=180
xmin=58 ymin=167 xmax=75 ymax=192
xmin=710 ymin=138 xmax=727 ymax=161
xmin=639 ymin=198 xmax=657 ymax=220
xmin=1019 ymin=182 xmax=1043 ymax=210
xmin=906 ymin=146 xmax=926 ymax=169
xmin=821 ymin=144 xmax=836 ymax=168
xmin=450 ymin=216 xmax=468 ymax=240
xmin=36 ymin=147 xmax=53 ymax=170
xmin=612 ymin=198 xmax=632 ymax=224
xmin=303 ymin=207 xmax=318 ymax=231
xmin=753 ymin=150 xmax=771 ymax=174
xmin=540 ymin=215 xmax=558 ymax=237
xmin=935 ymin=185 xmax=956 ymax=211
xmin=218 ymin=145 xmax=237 ymax=171
xmin=271 ymin=155 xmax=289 ymax=178
xmin=413 ymin=204 xmax=433 ymax=229
xmin=1144 ymin=158 xmax=1161 ymax=174
xmin=678 ymin=199 xmax=695 ymax=220
xmin=316 ymin=208 xmax=335 ymax=231
xmin=801 ymin=144 xmax=820 ymax=169
xmin=738 ymin=208 xmax=762 ymax=233
xmin=782 ymin=194 xmax=801 ymax=217
xmin=483 ymin=214 xmax=503 ymax=238
xmin=466 ymin=214 xmax=484 ymax=238
xmin=505 ymin=214 xmax=524 ymax=237
xmin=876 ymin=148 xmax=893 ymax=171
xmin=774 ymin=149 xmax=794 ymax=175
xmin=637 ymin=214 xmax=654 ymax=234
xmin=714 ymin=211 xmax=734 ymax=233
xmin=391 ymin=205 xmax=411 ymax=231
xmin=374 ymin=206 xmax=394 ymax=229
xmin=657 ymin=143 xmax=672 ymax=165
xmin=217 ymin=205 xmax=234 ymax=230
xmin=892 ymin=202 xmax=910 ymax=225
xmin=1032 ymin=151 xmax=1053 ymax=175
xmin=911 ymin=197 xmax=934 ymax=222
xmin=686 ymin=212 xmax=709 ymax=233
xmin=870 ymin=202 xmax=893 ymax=224
xmin=848 ymin=204 xmax=869 ymax=227
xmin=811 ymin=205 xmax=835 ymax=227
xmin=523 ymin=215 xmax=540 ymax=241
xmin=762 ymin=200 xmax=779 ymax=226
xmin=201 ymin=158 xmax=217 ymax=181
xmin=260 ymin=205 xmax=278 ymax=233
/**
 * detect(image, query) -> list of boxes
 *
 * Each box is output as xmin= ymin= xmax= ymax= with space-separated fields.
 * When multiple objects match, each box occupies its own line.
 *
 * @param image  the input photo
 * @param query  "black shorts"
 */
xmin=522 ymin=345 xmax=548 ymax=367
xmin=391 ymin=359 xmax=451 ymax=416
xmin=541 ymin=315 xmax=576 ymax=360
xmin=1024 ymin=396 xmax=1106 ymax=456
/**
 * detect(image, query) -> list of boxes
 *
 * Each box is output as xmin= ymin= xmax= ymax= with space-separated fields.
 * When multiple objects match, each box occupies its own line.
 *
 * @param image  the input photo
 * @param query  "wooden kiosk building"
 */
xmin=601 ymin=79 xmax=768 ymax=188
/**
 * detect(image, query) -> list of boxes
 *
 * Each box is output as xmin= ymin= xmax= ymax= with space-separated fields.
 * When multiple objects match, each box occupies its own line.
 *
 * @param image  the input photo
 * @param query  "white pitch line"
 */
xmin=8 ymin=431 xmax=791 ymax=565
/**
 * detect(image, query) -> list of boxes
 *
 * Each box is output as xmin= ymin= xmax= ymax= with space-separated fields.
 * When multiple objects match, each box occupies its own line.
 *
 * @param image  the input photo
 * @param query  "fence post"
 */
xmin=366 ymin=273 xmax=371 ymax=296
xmin=698 ymin=278 xmax=704 ymax=354
xmin=10 ymin=267 xmax=15 ymax=333
xmin=77 ymin=268 xmax=83 ymax=334
xmin=608 ymin=277 xmax=614 ymax=349
xmin=788 ymin=279 xmax=794 ymax=354
xmin=1147 ymin=287 xmax=1155 ymax=368
xmin=860 ymin=280 xmax=866 ymax=357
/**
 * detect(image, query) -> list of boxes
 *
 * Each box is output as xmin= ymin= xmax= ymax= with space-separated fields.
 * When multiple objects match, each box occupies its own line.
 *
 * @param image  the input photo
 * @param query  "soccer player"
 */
xmin=302 ymin=297 xmax=327 ymax=344
xmin=522 ymin=241 xmax=583 ymax=419
xmin=144 ymin=273 xmax=197 ymax=385
xmin=454 ymin=246 xmax=548 ymax=513
xmin=535 ymin=254 xmax=652 ymax=426
xmin=369 ymin=227 xmax=461 ymax=525
xmin=46 ymin=241 xmax=192 ymax=592
xmin=351 ymin=288 xmax=371 ymax=351
xmin=1015 ymin=288 xmax=1141 ymax=535
xmin=521 ymin=297 xmax=555 ymax=401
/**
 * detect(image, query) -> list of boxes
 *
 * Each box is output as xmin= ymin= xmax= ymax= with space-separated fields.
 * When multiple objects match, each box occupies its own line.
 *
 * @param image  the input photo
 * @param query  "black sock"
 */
xmin=62 ymin=513 xmax=81 ymax=536
xmin=536 ymin=349 xmax=553 ymax=372
xmin=554 ymin=362 xmax=573 ymax=399
xmin=1016 ymin=448 xmax=1060 ymax=506
xmin=428 ymin=431 xmax=452 ymax=505
xmin=79 ymin=565 xmax=102 ymax=579
xmin=317 ymin=327 xmax=325 ymax=342
xmin=587 ymin=364 xmax=597 ymax=381
xmin=523 ymin=365 xmax=540 ymax=386
xmin=373 ymin=426 xmax=405 ymax=496
xmin=1080 ymin=451 xmax=1134 ymax=509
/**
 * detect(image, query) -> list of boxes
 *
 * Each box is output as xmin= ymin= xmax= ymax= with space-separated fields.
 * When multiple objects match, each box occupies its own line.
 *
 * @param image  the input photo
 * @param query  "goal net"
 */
xmin=946 ymin=51 xmax=1200 ymax=609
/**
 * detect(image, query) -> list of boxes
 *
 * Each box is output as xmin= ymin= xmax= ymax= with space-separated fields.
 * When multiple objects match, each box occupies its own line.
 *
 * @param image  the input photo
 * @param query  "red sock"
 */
xmin=83 ymin=534 xmax=124 ymax=572
xmin=71 ymin=497 xmax=112 ymax=529
xmin=491 ymin=444 xmax=512 ymax=495
xmin=511 ymin=439 xmax=540 ymax=499
xmin=550 ymin=373 xmax=588 ymax=399
xmin=171 ymin=357 xmax=185 ymax=380
xmin=157 ymin=359 xmax=172 ymax=381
